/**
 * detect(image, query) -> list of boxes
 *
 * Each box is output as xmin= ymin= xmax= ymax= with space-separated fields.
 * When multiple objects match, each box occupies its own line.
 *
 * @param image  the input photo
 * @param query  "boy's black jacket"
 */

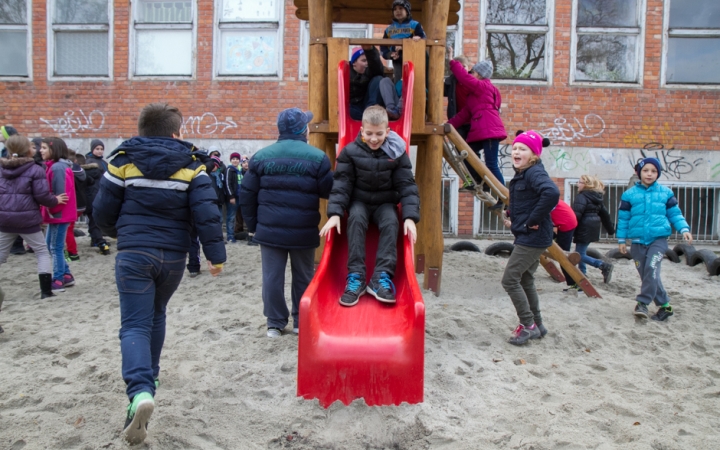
xmin=327 ymin=133 xmax=420 ymax=223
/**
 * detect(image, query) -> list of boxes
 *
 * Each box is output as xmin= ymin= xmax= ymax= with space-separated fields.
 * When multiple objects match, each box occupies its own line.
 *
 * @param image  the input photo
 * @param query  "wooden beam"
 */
xmin=327 ymin=38 xmax=349 ymax=133
xmin=401 ymin=39 xmax=426 ymax=135
xmin=311 ymin=37 xmax=447 ymax=47
xmin=295 ymin=8 xmax=459 ymax=26
xmin=416 ymin=0 xmax=451 ymax=295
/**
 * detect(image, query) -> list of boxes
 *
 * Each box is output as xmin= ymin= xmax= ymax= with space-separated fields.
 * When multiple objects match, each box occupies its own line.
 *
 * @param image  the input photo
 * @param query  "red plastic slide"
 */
xmin=297 ymin=61 xmax=425 ymax=407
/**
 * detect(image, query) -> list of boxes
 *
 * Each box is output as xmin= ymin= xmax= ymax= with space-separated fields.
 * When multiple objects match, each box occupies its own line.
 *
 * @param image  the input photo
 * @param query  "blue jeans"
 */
xmin=574 ymin=242 xmax=603 ymax=274
xmin=350 ymin=75 xmax=384 ymax=120
xmin=225 ymin=201 xmax=237 ymax=241
xmin=46 ymin=223 xmax=71 ymax=280
xmin=116 ymin=248 xmax=186 ymax=400
xmin=466 ymin=139 xmax=505 ymax=186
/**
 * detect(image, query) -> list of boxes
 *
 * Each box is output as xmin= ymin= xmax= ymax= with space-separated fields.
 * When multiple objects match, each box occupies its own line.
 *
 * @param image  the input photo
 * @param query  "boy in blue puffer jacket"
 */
xmin=93 ymin=103 xmax=226 ymax=445
xmin=617 ymin=158 xmax=692 ymax=322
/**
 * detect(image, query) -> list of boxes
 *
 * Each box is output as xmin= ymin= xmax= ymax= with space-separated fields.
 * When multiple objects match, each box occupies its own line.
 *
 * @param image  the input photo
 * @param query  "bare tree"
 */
xmin=0 ymin=0 xmax=26 ymax=24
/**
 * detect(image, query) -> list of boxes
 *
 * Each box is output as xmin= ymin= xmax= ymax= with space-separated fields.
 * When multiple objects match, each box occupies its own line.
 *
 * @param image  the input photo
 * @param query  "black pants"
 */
xmin=555 ymin=229 xmax=575 ymax=286
xmin=347 ymin=202 xmax=399 ymax=279
xmin=85 ymin=201 xmax=105 ymax=245
xmin=187 ymin=227 xmax=200 ymax=273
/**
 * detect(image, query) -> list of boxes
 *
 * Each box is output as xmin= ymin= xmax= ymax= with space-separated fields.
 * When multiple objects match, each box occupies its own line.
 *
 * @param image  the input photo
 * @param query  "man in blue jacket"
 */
xmin=93 ymin=103 xmax=226 ymax=445
xmin=239 ymin=108 xmax=333 ymax=338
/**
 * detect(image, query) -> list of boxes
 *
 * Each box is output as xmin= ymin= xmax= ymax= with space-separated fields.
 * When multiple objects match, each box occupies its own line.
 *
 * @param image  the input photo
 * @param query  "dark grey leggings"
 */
xmin=501 ymin=244 xmax=546 ymax=327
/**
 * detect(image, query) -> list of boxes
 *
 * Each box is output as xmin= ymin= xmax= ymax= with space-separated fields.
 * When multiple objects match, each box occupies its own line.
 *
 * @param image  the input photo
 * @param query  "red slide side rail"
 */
xmin=297 ymin=61 xmax=424 ymax=407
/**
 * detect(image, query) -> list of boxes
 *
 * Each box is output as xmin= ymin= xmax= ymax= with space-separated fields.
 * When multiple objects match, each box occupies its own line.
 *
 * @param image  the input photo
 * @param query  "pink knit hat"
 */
xmin=513 ymin=130 xmax=544 ymax=156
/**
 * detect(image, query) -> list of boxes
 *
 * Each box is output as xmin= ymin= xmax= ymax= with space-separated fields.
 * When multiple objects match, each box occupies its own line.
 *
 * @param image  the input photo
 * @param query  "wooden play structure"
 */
xmin=297 ymin=0 xmax=461 ymax=295
xmin=296 ymin=0 xmax=601 ymax=409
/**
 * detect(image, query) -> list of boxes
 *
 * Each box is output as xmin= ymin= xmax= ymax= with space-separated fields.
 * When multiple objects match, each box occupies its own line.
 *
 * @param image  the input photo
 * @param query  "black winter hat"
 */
xmin=90 ymin=139 xmax=105 ymax=151
xmin=392 ymin=0 xmax=411 ymax=17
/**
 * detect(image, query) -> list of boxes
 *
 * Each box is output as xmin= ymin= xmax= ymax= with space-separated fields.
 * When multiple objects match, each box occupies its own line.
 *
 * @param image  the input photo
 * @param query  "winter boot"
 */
xmin=39 ymin=273 xmax=56 ymax=299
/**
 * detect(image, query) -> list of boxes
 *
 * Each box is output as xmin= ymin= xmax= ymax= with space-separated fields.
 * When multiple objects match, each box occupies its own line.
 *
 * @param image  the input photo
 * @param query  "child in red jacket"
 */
xmin=550 ymin=199 xmax=579 ymax=292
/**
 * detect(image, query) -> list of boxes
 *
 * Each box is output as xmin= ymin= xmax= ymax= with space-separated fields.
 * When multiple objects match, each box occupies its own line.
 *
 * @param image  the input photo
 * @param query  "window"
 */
xmin=0 ymin=0 xmax=30 ymax=77
xmin=663 ymin=0 xmax=720 ymax=85
xmin=298 ymin=23 xmax=372 ymax=80
xmin=132 ymin=0 xmax=194 ymax=77
xmin=571 ymin=0 xmax=645 ymax=84
xmin=215 ymin=0 xmax=282 ymax=78
xmin=444 ymin=18 xmax=464 ymax=75
xmin=480 ymin=0 xmax=554 ymax=82
xmin=50 ymin=0 xmax=111 ymax=77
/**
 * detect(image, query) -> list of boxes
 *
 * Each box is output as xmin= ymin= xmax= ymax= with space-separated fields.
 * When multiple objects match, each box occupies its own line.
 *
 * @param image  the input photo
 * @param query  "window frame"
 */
xmin=0 ymin=0 xmax=32 ymax=80
xmin=212 ymin=0 xmax=284 ymax=81
xmin=479 ymin=0 xmax=555 ymax=86
xmin=660 ymin=0 xmax=720 ymax=90
xmin=298 ymin=22 xmax=373 ymax=81
xmin=46 ymin=0 xmax=113 ymax=80
xmin=569 ymin=0 xmax=646 ymax=87
xmin=129 ymin=0 xmax=196 ymax=80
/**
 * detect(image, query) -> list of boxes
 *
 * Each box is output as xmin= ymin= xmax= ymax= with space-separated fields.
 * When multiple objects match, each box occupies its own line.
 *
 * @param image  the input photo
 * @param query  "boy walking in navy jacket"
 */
xmin=93 ymin=103 xmax=226 ymax=445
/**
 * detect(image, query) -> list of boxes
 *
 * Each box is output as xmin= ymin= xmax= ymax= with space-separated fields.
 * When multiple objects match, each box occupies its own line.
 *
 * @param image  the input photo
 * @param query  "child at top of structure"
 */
xmin=381 ymin=0 xmax=426 ymax=84
xmin=92 ymin=103 xmax=225 ymax=445
xmin=320 ymin=105 xmax=420 ymax=307
xmin=501 ymin=130 xmax=559 ymax=345
xmin=349 ymin=46 xmax=403 ymax=121
xmin=572 ymin=174 xmax=615 ymax=284
xmin=0 ymin=135 xmax=68 ymax=302
xmin=617 ymin=158 xmax=692 ymax=322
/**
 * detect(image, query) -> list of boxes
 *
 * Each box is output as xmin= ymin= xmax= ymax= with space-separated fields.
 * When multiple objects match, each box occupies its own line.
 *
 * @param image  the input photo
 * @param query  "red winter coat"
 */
xmin=551 ymin=199 xmax=578 ymax=232
xmin=41 ymin=159 xmax=77 ymax=224
xmin=446 ymin=60 xmax=507 ymax=143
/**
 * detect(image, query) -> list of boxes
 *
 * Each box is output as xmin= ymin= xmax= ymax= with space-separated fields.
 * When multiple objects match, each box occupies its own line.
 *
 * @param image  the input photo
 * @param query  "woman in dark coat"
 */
xmin=573 ymin=175 xmax=615 ymax=283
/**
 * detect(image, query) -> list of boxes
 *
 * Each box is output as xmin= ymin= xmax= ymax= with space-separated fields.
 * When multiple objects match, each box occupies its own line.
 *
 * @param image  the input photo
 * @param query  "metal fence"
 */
xmin=468 ymin=179 xmax=720 ymax=243
xmin=566 ymin=180 xmax=720 ymax=243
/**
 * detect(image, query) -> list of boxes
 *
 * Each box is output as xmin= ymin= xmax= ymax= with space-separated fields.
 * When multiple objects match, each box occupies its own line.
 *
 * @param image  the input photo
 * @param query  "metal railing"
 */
xmin=566 ymin=180 xmax=720 ymax=243
xmin=461 ymin=179 xmax=720 ymax=243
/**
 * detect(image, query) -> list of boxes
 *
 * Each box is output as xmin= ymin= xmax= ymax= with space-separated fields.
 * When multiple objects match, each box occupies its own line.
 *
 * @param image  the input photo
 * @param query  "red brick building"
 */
xmin=2 ymin=0 xmax=719 ymax=240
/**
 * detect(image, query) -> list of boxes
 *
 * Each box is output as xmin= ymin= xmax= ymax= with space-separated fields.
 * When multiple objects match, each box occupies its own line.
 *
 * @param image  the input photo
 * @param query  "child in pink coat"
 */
xmin=40 ymin=137 xmax=77 ymax=291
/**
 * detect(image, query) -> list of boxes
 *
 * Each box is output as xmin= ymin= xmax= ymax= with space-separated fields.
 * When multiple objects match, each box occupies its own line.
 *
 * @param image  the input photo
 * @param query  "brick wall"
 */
xmin=1 ymin=0 xmax=718 ymax=149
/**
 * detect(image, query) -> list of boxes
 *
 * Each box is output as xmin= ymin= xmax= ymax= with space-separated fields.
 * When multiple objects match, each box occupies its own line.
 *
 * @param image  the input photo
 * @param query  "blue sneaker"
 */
xmin=340 ymin=272 xmax=366 ymax=307
xmin=366 ymin=272 xmax=396 ymax=304
xmin=123 ymin=391 xmax=154 ymax=445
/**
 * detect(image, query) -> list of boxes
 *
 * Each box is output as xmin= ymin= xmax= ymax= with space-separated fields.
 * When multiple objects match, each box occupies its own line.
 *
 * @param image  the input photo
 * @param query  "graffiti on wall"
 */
xmin=540 ymin=114 xmax=605 ymax=145
xmin=628 ymin=143 xmax=704 ymax=180
xmin=39 ymin=110 xmax=105 ymax=137
xmin=622 ymin=122 xmax=675 ymax=148
xmin=548 ymin=147 xmax=591 ymax=172
xmin=182 ymin=113 xmax=237 ymax=136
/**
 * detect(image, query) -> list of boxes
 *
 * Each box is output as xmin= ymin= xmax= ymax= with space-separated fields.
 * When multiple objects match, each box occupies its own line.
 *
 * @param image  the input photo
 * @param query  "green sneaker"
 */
xmin=154 ymin=379 xmax=159 ymax=389
xmin=123 ymin=392 xmax=154 ymax=445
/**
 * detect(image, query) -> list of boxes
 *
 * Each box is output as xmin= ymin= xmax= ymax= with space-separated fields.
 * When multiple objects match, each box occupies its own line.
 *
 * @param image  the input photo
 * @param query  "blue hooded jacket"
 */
xmin=239 ymin=136 xmax=333 ymax=249
xmin=617 ymin=181 xmax=689 ymax=245
xmin=92 ymin=137 xmax=226 ymax=264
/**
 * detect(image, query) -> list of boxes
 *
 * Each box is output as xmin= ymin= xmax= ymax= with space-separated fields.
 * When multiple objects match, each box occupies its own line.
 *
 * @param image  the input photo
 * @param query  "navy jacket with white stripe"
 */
xmin=92 ymin=136 xmax=226 ymax=264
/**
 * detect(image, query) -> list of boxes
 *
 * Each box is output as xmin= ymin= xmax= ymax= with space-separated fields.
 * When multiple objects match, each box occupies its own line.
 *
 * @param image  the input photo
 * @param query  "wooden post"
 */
xmin=327 ymin=38 xmax=349 ymax=133
xmin=308 ymin=0 xmax=329 ymax=262
xmin=415 ymin=0 xmax=451 ymax=295
xmin=402 ymin=39 xmax=426 ymax=135
xmin=414 ymin=140 xmax=427 ymax=274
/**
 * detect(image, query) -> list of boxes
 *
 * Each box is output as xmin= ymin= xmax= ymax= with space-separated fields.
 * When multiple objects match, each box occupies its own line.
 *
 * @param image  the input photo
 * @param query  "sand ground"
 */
xmin=1 ymin=234 xmax=719 ymax=450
